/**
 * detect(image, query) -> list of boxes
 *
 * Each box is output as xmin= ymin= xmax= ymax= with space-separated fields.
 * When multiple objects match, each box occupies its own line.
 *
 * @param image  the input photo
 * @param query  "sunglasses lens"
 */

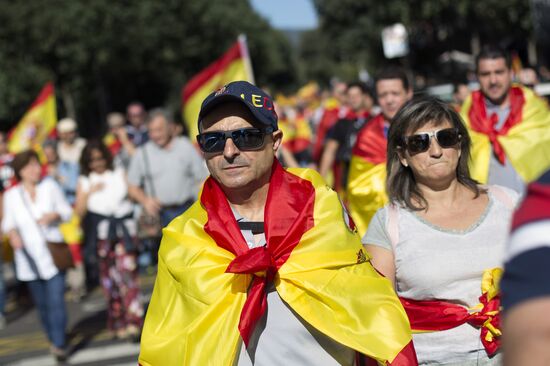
xmin=233 ymin=129 xmax=265 ymax=150
xmin=197 ymin=128 xmax=271 ymax=153
xmin=198 ymin=132 xmax=225 ymax=153
xmin=406 ymin=134 xmax=430 ymax=153
xmin=436 ymin=128 xmax=460 ymax=147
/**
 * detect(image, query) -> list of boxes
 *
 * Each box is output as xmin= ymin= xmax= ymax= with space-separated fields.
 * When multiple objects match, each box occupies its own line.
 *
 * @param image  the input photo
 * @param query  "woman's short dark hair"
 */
xmin=11 ymin=150 xmax=40 ymax=181
xmin=386 ymin=96 xmax=481 ymax=210
xmin=79 ymin=140 xmax=114 ymax=176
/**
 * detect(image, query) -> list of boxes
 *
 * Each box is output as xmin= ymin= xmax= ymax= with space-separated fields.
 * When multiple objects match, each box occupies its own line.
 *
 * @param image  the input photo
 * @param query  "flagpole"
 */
xmin=238 ymin=34 xmax=255 ymax=85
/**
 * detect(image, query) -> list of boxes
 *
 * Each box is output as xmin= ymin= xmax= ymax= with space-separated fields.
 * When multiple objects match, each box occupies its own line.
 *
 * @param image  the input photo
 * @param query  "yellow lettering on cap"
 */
xmin=252 ymin=94 xmax=262 ymax=107
xmin=240 ymin=93 xmax=245 ymax=99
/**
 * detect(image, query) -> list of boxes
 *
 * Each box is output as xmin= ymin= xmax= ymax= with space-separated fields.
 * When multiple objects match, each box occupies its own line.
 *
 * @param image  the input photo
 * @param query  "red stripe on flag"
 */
xmin=181 ymin=42 xmax=243 ymax=103
xmin=30 ymin=82 xmax=55 ymax=109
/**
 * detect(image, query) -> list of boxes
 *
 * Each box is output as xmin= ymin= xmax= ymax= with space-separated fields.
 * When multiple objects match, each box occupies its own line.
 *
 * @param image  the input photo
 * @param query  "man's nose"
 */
xmin=223 ymin=137 xmax=240 ymax=159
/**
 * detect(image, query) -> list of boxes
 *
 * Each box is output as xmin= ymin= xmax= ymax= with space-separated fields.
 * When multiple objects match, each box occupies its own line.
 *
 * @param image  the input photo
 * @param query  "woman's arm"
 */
xmin=73 ymin=181 xmax=89 ymax=218
xmin=364 ymin=244 xmax=396 ymax=286
xmin=7 ymin=229 xmax=23 ymax=250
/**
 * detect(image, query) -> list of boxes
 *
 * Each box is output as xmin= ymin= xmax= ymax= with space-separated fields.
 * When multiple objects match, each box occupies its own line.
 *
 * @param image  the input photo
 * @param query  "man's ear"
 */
xmin=272 ymin=130 xmax=283 ymax=153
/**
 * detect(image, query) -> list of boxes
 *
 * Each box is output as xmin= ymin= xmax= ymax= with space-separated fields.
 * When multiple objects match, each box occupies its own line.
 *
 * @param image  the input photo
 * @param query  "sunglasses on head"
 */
xmin=197 ymin=127 xmax=275 ymax=153
xmin=402 ymin=127 xmax=461 ymax=154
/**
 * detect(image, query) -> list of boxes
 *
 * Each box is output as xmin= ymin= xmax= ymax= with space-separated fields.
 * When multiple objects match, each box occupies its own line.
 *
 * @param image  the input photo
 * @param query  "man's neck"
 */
xmin=484 ymin=92 xmax=511 ymax=111
xmin=224 ymin=182 xmax=270 ymax=222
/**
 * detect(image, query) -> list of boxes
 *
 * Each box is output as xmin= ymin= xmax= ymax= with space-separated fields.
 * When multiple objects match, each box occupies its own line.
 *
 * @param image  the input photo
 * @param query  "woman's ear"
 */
xmin=396 ymin=147 xmax=409 ymax=167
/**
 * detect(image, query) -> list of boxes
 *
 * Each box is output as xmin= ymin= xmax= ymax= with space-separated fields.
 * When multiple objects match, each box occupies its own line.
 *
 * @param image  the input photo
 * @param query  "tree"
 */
xmin=0 ymin=0 xmax=299 ymax=135
xmin=300 ymin=0 xmax=533 ymax=83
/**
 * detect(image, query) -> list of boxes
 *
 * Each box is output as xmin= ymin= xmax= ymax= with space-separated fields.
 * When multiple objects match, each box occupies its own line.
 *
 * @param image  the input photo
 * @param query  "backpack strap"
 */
xmin=386 ymin=203 xmax=400 ymax=251
xmin=487 ymin=185 xmax=515 ymax=210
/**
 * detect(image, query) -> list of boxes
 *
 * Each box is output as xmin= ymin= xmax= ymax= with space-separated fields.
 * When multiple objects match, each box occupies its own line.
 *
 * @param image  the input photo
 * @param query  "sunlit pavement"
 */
xmin=0 ymin=270 xmax=155 ymax=366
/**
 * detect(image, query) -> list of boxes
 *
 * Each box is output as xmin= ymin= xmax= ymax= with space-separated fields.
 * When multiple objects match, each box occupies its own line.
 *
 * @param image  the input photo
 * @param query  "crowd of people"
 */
xmin=0 ymin=44 xmax=549 ymax=365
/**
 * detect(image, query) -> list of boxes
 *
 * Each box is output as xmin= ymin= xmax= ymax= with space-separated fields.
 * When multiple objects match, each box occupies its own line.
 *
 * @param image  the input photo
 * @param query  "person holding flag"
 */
xmin=346 ymin=68 xmax=412 ymax=236
xmin=139 ymin=81 xmax=417 ymax=366
xmin=460 ymin=45 xmax=550 ymax=195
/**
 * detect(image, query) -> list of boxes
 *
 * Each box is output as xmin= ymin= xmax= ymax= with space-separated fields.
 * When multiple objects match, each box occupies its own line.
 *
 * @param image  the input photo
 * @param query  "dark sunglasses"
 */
xmin=402 ymin=128 xmax=461 ymax=154
xmin=197 ymin=127 xmax=275 ymax=153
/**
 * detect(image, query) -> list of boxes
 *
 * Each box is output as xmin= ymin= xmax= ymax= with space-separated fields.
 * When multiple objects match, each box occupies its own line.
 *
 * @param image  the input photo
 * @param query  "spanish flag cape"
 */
xmin=347 ymin=114 xmax=388 ymax=236
xmin=313 ymin=97 xmax=342 ymax=162
xmin=279 ymin=113 xmax=312 ymax=154
xmin=139 ymin=161 xmax=416 ymax=366
xmin=401 ymin=268 xmax=503 ymax=357
xmin=460 ymin=85 xmax=550 ymax=184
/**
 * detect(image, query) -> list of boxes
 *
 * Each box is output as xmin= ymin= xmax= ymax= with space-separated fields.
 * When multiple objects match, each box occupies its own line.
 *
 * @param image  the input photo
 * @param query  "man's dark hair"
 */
xmin=374 ymin=67 xmax=410 ymax=91
xmin=475 ymin=45 xmax=512 ymax=72
xmin=347 ymin=81 xmax=372 ymax=98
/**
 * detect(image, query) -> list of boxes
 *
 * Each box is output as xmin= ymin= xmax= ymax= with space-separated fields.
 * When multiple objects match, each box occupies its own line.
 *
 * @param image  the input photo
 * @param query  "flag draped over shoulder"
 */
xmin=8 ymin=83 xmax=57 ymax=153
xmin=279 ymin=113 xmax=312 ymax=154
xmin=139 ymin=161 xmax=416 ymax=366
xmin=460 ymin=85 xmax=550 ymax=184
xmin=347 ymin=114 xmax=388 ymax=236
xmin=181 ymin=36 xmax=253 ymax=140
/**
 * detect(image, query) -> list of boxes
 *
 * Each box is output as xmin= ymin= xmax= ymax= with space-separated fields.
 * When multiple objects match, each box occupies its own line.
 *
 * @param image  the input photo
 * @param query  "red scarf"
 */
xmin=468 ymin=87 xmax=525 ymax=164
xmin=400 ymin=294 xmax=501 ymax=357
xmin=200 ymin=160 xmax=315 ymax=346
xmin=351 ymin=114 xmax=387 ymax=164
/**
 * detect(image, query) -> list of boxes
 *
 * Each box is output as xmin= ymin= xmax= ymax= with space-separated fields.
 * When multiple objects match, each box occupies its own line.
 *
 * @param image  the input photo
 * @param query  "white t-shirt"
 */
xmin=362 ymin=186 xmax=518 ymax=365
xmin=57 ymin=137 xmax=87 ymax=164
xmin=2 ymin=179 xmax=73 ymax=281
xmin=234 ymin=211 xmax=355 ymax=366
xmin=78 ymin=168 xmax=136 ymax=240
xmin=78 ymin=168 xmax=133 ymax=218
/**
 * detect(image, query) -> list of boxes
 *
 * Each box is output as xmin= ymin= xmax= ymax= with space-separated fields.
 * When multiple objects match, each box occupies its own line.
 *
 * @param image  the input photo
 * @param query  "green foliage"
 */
xmin=302 ymin=0 xmax=532 ymax=82
xmin=0 ymin=0 xmax=298 ymax=134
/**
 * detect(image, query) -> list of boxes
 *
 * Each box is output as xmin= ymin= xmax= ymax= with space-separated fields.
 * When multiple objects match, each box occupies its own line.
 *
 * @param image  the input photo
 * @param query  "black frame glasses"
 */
xmin=402 ymin=127 xmax=461 ymax=154
xmin=197 ymin=127 xmax=275 ymax=153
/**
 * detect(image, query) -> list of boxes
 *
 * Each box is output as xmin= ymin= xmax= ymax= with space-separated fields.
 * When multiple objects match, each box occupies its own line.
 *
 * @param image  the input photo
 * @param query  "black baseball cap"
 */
xmin=198 ymin=81 xmax=278 ymax=130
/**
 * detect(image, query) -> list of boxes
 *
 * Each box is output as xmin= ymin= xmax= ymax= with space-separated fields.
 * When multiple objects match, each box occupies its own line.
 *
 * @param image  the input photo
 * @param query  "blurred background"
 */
xmin=1 ymin=0 xmax=548 ymax=135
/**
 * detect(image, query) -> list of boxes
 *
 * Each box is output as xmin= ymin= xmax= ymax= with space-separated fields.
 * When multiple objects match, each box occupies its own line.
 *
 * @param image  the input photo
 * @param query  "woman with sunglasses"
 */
xmin=362 ymin=97 xmax=518 ymax=365
xmin=74 ymin=140 xmax=143 ymax=340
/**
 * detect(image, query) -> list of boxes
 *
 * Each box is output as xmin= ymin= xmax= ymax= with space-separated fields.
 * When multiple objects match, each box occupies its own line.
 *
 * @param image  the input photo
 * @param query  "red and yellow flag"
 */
xmin=279 ymin=112 xmax=312 ymax=154
xmin=139 ymin=162 xmax=416 ymax=366
xmin=460 ymin=85 xmax=550 ymax=184
xmin=347 ymin=114 xmax=389 ymax=236
xmin=8 ymin=82 xmax=57 ymax=153
xmin=181 ymin=36 xmax=253 ymax=140
xmin=401 ymin=268 xmax=503 ymax=357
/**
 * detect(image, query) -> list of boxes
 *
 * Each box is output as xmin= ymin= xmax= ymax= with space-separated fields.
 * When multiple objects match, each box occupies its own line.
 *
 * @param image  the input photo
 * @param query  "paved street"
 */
xmin=0 ymin=269 xmax=155 ymax=366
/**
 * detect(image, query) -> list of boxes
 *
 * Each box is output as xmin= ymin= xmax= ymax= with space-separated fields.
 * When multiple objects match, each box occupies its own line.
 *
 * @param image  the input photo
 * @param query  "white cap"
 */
xmin=57 ymin=118 xmax=77 ymax=133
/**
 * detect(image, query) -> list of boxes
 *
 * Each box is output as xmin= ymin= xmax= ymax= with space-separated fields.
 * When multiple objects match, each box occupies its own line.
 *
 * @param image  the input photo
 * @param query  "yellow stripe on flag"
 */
xmin=347 ymin=155 xmax=388 ymax=236
xmin=183 ymin=59 xmax=248 ymax=139
xmin=8 ymin=83 xmax=57 ymax=154
xmin=182 ymin=36 xmax=253 ymax=140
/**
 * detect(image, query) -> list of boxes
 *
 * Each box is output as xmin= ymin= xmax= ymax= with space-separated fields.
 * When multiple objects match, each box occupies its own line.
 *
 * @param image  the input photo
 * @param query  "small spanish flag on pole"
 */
xmin=182 ymin=35 xmax=254 ymax=139
xmin=8 ymin=82 xmax=57 ymax=154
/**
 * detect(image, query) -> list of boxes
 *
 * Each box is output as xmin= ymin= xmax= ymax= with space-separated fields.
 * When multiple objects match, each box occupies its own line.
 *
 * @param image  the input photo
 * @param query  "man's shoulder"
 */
xmin=165 ymin=200 xmax=207 ymax=232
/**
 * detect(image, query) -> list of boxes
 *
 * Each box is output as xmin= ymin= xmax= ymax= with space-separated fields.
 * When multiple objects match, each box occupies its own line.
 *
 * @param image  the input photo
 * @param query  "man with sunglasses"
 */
xmin=347 ymin=68 xmax=413 ymax=236
xmin=460 ymin=45 xmax=550 ymax=194
xmin=138 ymin=81 xmax=417 ymax=366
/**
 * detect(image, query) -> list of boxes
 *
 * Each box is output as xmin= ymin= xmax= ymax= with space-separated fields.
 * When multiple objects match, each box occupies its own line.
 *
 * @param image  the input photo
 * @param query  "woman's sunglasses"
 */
xmin=197 ymin=127 xmax=275 ymax=153
xmin=401 ymin=127 xmax=461 ymax=154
